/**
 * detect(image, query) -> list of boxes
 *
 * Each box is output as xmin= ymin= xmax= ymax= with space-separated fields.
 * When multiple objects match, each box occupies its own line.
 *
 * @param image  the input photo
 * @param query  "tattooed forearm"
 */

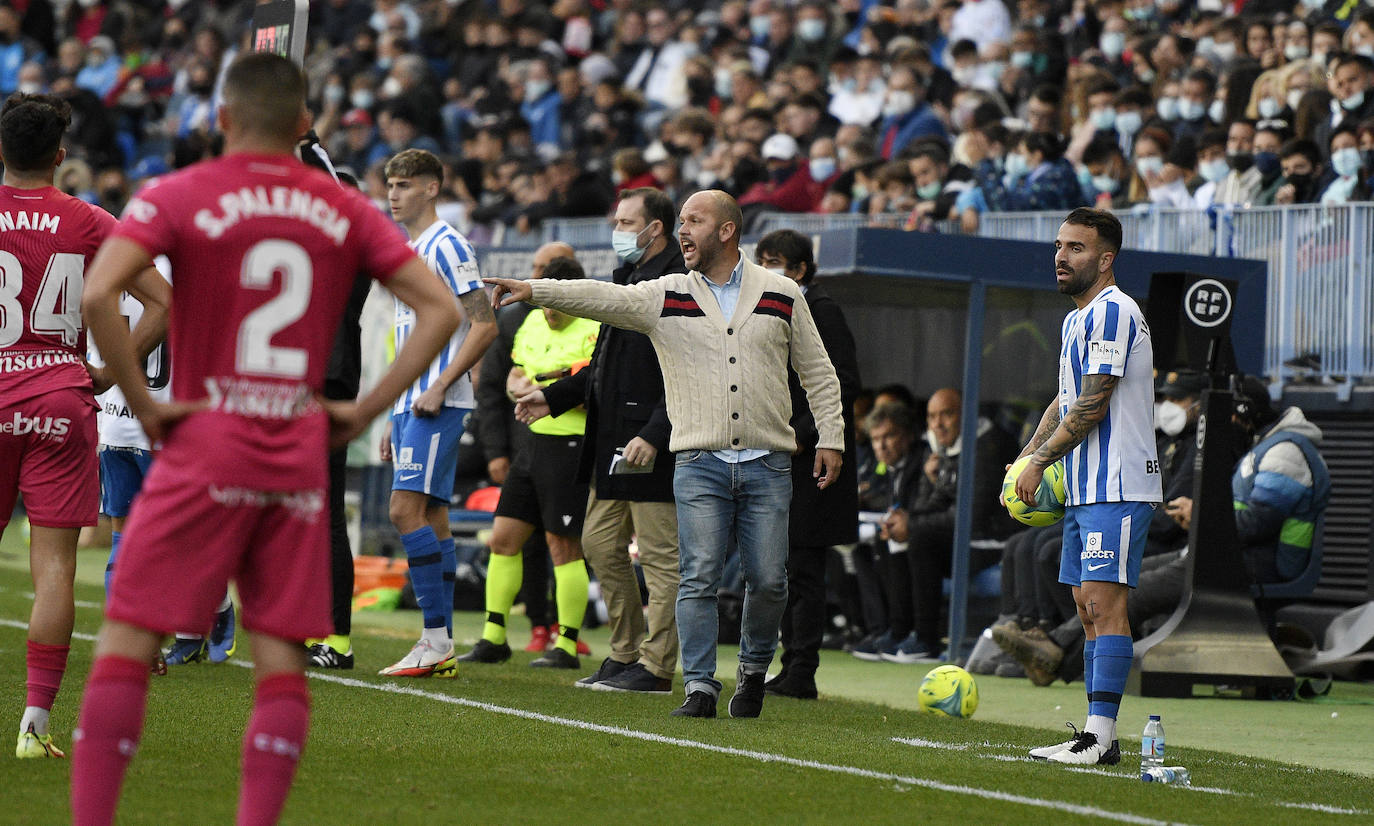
xmin=1019 ymin=401 xmax=1062 ymax=459
xmin=460 ymin=289 xmax=497 ymax=324
xmin=1031 ymin=373 xmax=1119 ymax=466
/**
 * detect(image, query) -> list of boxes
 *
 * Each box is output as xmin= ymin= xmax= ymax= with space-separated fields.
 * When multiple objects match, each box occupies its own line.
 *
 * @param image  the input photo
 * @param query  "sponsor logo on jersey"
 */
xmin=0 ymin=349 xmax=82 ymax=374
xmin=204 ymin=377 xmax=320 ymax=420
xmin=207 ymin=485 xmax=324 ymax=522
xmin=1087 ymin=340 xmax=1124 ymax=365
xmin=395 ymin=446 xmax=423 ymax=472
xmin=1086 ymin=561 xmax=1114 ymax=572
xmin=1081 ymin=548 xmax=1116 ymax=560
xmin=0 ymin=413 xmax=71 ymax=439
xmin=1085 ymin=531 xmax=1103 ymax=551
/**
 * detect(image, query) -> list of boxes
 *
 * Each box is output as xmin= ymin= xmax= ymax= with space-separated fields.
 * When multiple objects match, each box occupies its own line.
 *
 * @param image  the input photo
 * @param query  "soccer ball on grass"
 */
xmin=917 ymin=665 xmax=979 ymax=718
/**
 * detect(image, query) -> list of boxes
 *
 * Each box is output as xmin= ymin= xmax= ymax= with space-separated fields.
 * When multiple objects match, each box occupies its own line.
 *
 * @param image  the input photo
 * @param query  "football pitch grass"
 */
xmin=2 ymin=539 xmax=1374 ymax=824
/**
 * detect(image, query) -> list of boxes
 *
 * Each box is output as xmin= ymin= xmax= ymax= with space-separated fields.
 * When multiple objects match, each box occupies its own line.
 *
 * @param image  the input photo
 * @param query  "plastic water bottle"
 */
xmin=1141 ymin=715 xmax=1164 ymax=772
xmin=1141 ymin=766 xmax=1191 ymax=786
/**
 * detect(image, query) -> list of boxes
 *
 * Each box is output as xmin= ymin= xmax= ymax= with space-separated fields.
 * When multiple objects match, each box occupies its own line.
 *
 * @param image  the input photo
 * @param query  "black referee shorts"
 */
xmin=495 ymin=433 xmax=589 ymax=538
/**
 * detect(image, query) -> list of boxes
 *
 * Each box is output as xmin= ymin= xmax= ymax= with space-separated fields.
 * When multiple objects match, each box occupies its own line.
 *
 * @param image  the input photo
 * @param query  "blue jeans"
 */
xmin=673 ymin=449 xmax=792 ymax=697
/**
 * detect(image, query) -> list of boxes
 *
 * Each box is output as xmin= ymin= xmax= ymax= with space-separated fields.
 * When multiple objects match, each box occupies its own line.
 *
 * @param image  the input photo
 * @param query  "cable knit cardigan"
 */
xmin=528 ymin=258 xmax=844 ymax=456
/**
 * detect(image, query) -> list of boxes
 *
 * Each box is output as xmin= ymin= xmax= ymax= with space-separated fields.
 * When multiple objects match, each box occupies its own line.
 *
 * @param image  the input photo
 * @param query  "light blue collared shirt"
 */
xmin=701 ymin=255 xmax=770 ymax=464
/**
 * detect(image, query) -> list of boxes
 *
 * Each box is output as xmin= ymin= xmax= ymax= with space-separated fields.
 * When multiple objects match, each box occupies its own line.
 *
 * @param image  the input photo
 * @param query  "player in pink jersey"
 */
xmin=0 ymin=93 xmax=169 ymax=761
xmin=71 ymin=53 xmax=460 ymax=826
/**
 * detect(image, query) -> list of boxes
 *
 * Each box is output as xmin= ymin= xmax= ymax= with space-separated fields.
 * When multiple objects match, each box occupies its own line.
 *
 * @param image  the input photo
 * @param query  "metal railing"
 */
xmin=749 ymin=204 xmax=1374 ymax=391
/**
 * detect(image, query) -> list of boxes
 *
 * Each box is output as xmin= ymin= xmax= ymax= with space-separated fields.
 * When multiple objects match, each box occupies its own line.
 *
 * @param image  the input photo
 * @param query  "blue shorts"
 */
xmin=1059 ymin=501 xmax=1155 ymax=588
xmin=99 ymin=446 xmax=154 ymax=518
xmin=390 ymin=407 xmax=469 ymax=504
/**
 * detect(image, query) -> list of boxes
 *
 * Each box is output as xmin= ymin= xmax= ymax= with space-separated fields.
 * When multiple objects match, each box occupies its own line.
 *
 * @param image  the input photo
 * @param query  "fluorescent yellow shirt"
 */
xmin=511 ymin=311 xmax=600 ymax=436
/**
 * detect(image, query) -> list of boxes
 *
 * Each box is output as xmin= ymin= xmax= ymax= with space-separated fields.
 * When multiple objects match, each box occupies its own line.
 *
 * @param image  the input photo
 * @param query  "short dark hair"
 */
xmin=0 ymin=93 xmax=71 ymax=172
xmin=620 ymin=186 xmax=674 ymax=233
xmin=755 ymin=228 xmax=816 ymax=283
xmin=542 ymin=255 xmax=585 ymax=280
xmin=221 ymin=52 xmax=306 ymax=142
xmin=866 ymin=401 xmax=917 ymax=435
xmin=1198 ymin=128 xmax=1228 ymax=153
xmin=1063 ymin=207 xmax=1123 ymax=254
xmin=1030 ymin=84 xmax=1062 ymax=106
xmin=384 ymin=148 xmax=444 ymax=183
xmin=1279 ymin=138 xmax=1321 ymax=166
xmin=1082 ymin=138 xmax=1123 ymax=166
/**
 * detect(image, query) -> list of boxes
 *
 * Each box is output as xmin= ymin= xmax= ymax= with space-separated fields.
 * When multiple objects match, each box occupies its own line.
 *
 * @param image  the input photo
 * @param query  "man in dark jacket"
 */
xmin=522 ymin=188 xmax=683 ymax=692
xmin=473 ymin=241 xmax=573 ymax=652
xmin=752 ymin=229 xmax=860 ymax=699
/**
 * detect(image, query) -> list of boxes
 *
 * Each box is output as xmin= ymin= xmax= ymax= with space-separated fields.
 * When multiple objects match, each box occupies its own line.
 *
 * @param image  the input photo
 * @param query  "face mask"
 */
xmin=809 ymin=157 xmax=836 ymax=181
xmin=324 ymin=84 xmax=345 ymax=105
xmin=852 ymin=183 xmax=869 ymax=201
xmin=764 ymin=267 xmax=787 ymax=278
xmin=1257 ymin=97 xmax=1281 ymax=119
xmin=1209 ymin=99 xmax=1227 ymax=123
xmin=351 ymin=90 xmax=374 ymax=110
xmin=1332 ymin=146 xmax=1362 ymax=177
xmin=1287 ymin=89 xmax=1305 ymax=110
xmin=1136 ymin=155 xmax=1164 ymax=178
xmin=916 ymin=180 xmax=941 ymax=199
xmin=1099 ymin=31 xmax=1125 ymax=59
xmin=1359 ymin=44 xmax=1374 ymax=59
xmin=1138 ymin=67 xmax=1156 ymax=84
xmin=190 ymin=81 xmax=213 ymax=97
xmin=1312 ymin=49 xmax=1329 ymax=66
xmin=1092 ymin=173 xmax=1120 ymax=194
xmin=1253 ymin=150 xmax=1280 ymax=177
xmin=1285 ymin=44 xmax=1309 ymax=61
xmin=798 ymin=18 xmax=826 ymax=43
xmin=1157 ymin=96 xmax=1179 ymax=121
xmin=984 ymin=60 xmax=1007 ymax=82
xmin=1200 ymin=157 xmax=1230 ymax=182
xmin=1116 ymin=110 xmax=1142 ymax=135
xmin=376 ymin=57 xmax=392 ymax=72
xmin=1178 ymin=99 xmax=1206 ymax=121
xmin=1228 ymin=152 xmax=1254 ymax=171
xmin=952 ymin=66 xmax=977 ymax=87
xmin=1156 ymin=400 xmax=1190 ymax=436
xmin=883 ymin=90 xmax=915 ymax=118
xmin=749 ymin=16 xmax=770 ymax=39
xmin=1212 ymin=41 xmax=1236 ymax=62
xmin=1197 ymin=36 xmax=1215 ymax=56
xmin=1077 ymin=166 xmax=1093 ymax=190
xmin=1091 ymin=107 xmax=1116 ymax=131
xmin=1011 ymin=51 xmax=1033 ymax=69
xmin=1004 ymin=152 xmax=1030 ymax=180
xmin=1286 ymin=171 xmax=1314 ymax=195
xmin=611 ymin=225 xmax=652 ymax=263
xmin=525 ymin=79 xmax=551 ymax=100
xmin=1342 ymin=90 xmax=1365 ymax=111
xmin=16 ymin=81 xmax=40 ymax=95
xmin=715 ymin=68 xmax=733 ymax=99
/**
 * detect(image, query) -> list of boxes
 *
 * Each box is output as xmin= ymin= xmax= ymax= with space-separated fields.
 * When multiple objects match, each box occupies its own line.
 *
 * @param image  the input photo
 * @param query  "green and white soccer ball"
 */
xmin=1001 ymin=455 xmax=1067 ymax=527
xmin=917 ymin=665 xmax=979 ymax=718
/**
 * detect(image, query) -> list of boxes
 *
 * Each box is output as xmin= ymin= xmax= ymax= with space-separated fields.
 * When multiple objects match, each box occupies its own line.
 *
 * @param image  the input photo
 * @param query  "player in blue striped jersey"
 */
xmin=379 ymin=150 xmax=497 ymax=677
xmin=1013 ymin=208 xmax=1161 ymax=766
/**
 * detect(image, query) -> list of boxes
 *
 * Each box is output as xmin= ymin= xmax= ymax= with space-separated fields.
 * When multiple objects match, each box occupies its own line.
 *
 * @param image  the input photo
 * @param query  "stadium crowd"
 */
xmin=9 ymin=0 xmax=1374 ymax=241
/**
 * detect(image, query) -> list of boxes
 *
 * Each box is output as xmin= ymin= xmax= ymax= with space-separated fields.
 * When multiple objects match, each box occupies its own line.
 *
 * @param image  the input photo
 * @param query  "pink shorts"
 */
xmin=0 ymin=387 xmax=98 ymax=530
xmin=106 ymin=458 xmax=332 ymax=641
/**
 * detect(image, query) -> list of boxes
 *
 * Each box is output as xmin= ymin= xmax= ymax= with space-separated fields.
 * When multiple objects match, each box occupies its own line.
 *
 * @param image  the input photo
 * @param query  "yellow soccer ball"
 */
xmin=1001 ymin=455 xmax=1067 ymax=527
xmin=917 ymin=665 xmax=979 ymax=718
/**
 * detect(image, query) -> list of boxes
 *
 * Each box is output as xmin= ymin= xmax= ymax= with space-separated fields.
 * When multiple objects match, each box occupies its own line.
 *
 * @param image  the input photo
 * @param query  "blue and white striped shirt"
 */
xmin=1057 ymin=285 xmax=1161 ymax=506
xmin=393 ymin=220 xmax=483 ymax=413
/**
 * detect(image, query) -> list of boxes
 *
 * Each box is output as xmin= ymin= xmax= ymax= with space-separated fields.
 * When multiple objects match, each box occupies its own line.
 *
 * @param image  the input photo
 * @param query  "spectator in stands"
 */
xmin=625 ymin=7 xmax=694 ymax=112
xmin=1213 ymin=119 xmax=1263 ymax=207
xmin=905 ymin=140 xmax=970 ymax=228
xmin=1319 ymin=124 xmax=1371 ymax=203
xmin=1253 ymin=122 xmax=1290 ymax=203
xmin=367 ymin=102 xmax=442 ymax=168
xmin=877 ymin=64 xmax=947 ymax=160
xmin=1025 ymin=85 xmax=1064 ymax=137
xmin=1175 ymin=68 xmax=1217 ymax=146
xmin=1273 ymin=138 xmax=1325 ymax=205
xmin=1081 ymin=138 xmax=1131 ymax=209
xmin=976 ymin=131 xmax=1086 ymax=213
xmin=1314 ymin=54 xmax=1374 ymax=157
xmin=521 ymin=57 xmax=562 ymax=157
xmin=1192 ymin=128 xmax=1231 ymax=210
xmin=74 ymin=34 xmax=118 ymax=99
xmin=739 ymin=133 xmax=818 ymax=214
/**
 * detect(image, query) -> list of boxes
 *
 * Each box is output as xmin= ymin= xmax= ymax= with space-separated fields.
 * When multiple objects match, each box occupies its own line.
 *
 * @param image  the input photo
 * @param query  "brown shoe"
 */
xmin=991 ymin=624 xmax=1063 ymax=687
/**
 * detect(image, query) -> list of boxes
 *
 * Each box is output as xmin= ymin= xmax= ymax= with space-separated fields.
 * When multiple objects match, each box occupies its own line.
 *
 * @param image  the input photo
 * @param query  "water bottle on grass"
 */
xmin=1141 ymin=766 xmax=1191 ymax=785
xmin=1141 ymin=715 xmax=1164 ymax=773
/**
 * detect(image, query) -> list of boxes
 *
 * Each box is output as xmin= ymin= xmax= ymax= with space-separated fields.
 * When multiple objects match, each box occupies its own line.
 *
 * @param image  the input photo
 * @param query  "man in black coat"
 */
xmin=521 ymin=188 xmax=683 ymax=692
xmin=753 ymin=229 xmax=861 ymax=699
xmin=473 ymin=241 xmax=573 ymax=652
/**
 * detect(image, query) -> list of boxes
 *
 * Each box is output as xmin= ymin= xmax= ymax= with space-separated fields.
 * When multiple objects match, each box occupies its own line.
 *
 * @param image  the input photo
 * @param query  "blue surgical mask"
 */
xmin=1091 ymin=108 xmax=1116 ymax=131
xmin=1115 ymin=110 xmax=1142 ymax=135
xmin=611 ymin=225 xmax=652 ymax=263
xmin=809 ymin=157 xmax=836 ymax=181
xmin=1092 ymin=174 xmax=1121 ymax=194
xmin=917 ymin=180 xmax=941 ymax=199
xmin=1011 ymin=51 xmax=1034 ymax=69
xmin=1200 ymin=157 xmax=1230 ymax=182
xmin=1136 ymin=155 xmax=1164 ymax=178
xmin=1209 ymin=99 xmax=1227 ymax=123
xmin=749 ymin=16 xmax=770 ymax=39
xmin=1332 ymin=146 xmax=1362 ymax=178
xmin=1005 ymin=152 xmax=1030 ymax=180
xmin=525 ymin=80 xmax=551 ymax=101
xmin=1342 ymin=90 xmax=1366 ymax=111
xmin=1178 ymin=99 xmax=1206 ymax=121
xmin=797 ymin=18 xmax=826 ymax=43
xmin=1099 ymin=31 xmax=1125 ymax=59
xmin=1253 ymin=151 xmax=1281 ymax=177
xmin=1156 ymin=96 xmax=1179 ymax=121
xmin=1258 ymin=97 xmax=1281 ymax=119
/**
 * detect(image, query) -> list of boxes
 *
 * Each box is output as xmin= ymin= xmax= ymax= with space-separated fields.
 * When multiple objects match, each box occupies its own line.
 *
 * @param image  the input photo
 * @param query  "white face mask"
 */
xmin=883 ymin=90 xmax=916 ymax=117
xmin=1200 ymin=157 xmax=1230 ymax=183
xmin=1208 ymin=99 xmax=1227 ymax=123
xmin=1136 ymin=155 xmax=1164 ymax=178
xmin=797 ymin=18 xmax=826 ymax=43
xmin=1116 ymin=110 xmax=1142 ymax=135
xmin=1288 ymin=88 xmax=1305 ymax=110
xmin=1099 ymin=31 xmax=1126 ymax=59
xmin=1156 ymin=400 xmax=1190 ymax=436
xmin=1156 ymin=96 xmax=1179 ymax=121
xmin=809 ymin=157 xmax=836 ymax=181
xmin=1212 ymin=41 xmax=1237 ymax=62
xmin=1258 ymin=97 xmax=1281 ymax=119
xmin=764 ymin=266 xmax=787 ymax=278
xmin=1285 ymin=44 xmax=1309 ymax=61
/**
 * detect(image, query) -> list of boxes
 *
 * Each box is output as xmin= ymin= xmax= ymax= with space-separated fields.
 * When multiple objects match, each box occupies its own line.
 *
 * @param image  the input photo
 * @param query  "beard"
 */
xmin=1056 ymin=263 xmax=1097 ymax=296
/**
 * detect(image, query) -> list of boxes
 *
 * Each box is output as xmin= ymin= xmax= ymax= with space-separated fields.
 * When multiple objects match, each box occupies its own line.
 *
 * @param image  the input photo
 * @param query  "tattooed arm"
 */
xmin=1013 ymin=373 xmax=1120 ymax=502
xmin=1016 ymin=399 xmax=1063 ymax=461
xmin=410 ymin=288 xmax=499 ymax=416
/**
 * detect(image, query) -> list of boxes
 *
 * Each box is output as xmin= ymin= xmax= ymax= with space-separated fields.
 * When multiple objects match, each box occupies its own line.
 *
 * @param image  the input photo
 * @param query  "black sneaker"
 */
xmin=763 ymin=673 xmax=818 ymax=700
xmin=531 ymin=647 xmax=579 ymax=669
xmin=593 ymin=662 xmax=672 ymax=693
xmin=307 ymin=643 xmax=354 ymax=670
xmin=457 ymin=639 xmax=512 ymax=664
xmin=575 ymin=657 xmax=632 ymax=688
xmin=670 ymin=690 xmax=717 ymax=718
xmin=728 ymin=667 xmax=766 ymax=718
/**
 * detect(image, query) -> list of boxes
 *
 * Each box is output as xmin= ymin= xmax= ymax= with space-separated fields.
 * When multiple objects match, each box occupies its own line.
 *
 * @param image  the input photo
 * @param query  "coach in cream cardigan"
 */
xmin=487 ymin=190 xmax=844 ymax=719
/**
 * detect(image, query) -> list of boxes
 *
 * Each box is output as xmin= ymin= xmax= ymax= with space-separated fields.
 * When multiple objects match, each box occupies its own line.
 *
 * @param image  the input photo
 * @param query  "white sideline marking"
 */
xmin=3 ymin=616 xmax=1362 ymax=819
xmin=893 ymin=733 xmax=1369 ymax=815
xmin=21 ymin=591 xmax=101 ymax=610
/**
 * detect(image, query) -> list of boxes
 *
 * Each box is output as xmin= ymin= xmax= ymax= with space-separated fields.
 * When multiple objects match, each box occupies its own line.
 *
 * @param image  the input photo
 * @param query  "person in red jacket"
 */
xmin=739 ymin=133 xmax=823 ymax=213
